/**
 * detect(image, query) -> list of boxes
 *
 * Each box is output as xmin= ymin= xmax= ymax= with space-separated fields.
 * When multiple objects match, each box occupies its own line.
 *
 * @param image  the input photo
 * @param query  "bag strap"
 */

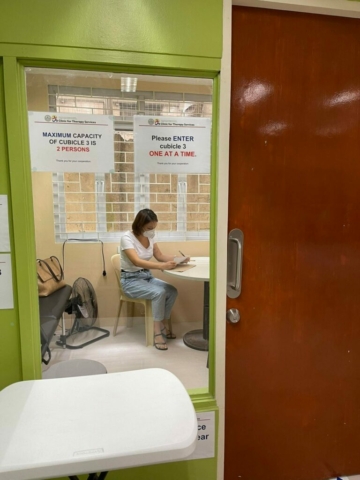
xmin=36 ymin=257 xmax=64 ymax=282
xmin=49 ymin=256 xmax=64 ymax=280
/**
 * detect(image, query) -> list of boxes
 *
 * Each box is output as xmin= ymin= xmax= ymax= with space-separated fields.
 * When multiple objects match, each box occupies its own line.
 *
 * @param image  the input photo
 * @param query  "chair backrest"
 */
xmin=111 ymin=254 xmax=143 ymax=304
xmin=111 ymin=254 xmax=122 ymax=289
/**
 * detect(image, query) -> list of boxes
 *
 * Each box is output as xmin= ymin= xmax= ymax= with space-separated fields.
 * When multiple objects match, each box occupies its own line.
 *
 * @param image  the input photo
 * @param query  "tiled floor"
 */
xmin=42 ymin=321 xmax=209 ymax=390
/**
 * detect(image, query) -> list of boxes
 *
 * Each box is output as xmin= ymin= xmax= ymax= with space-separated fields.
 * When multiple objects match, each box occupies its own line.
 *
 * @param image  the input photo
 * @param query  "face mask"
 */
xmin=143 ymin=229 xmax=155 ymax=239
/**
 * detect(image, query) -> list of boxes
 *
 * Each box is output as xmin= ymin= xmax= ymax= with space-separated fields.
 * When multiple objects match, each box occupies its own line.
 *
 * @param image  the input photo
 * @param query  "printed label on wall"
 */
xmin=186 ymin=411 xmax=215 ymax=460
xmin=134 ymin=115 xmax=211 ymax=174
xmin=0 ymin=195 xmax=10 ymax=252
xmin=28 ymin=112 xmax=114 ymax=173
xmin=0 ymin=254 xmax=14 ymax=309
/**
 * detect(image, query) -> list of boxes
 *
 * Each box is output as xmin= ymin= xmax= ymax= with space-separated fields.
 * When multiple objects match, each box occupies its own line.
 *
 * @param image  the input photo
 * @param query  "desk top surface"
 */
xmin=163 ymin=256 xmax=209 ymax=282
xmin=0 ymin=368 xmax=197 ymax=480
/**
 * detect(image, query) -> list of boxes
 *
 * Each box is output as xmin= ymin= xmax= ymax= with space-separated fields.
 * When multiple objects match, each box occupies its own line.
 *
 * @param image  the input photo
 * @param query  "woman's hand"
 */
xmin=180 ymin=256 xmax=190 ymax=264
xmin=162 ymin=260 xmax=177 ymax=270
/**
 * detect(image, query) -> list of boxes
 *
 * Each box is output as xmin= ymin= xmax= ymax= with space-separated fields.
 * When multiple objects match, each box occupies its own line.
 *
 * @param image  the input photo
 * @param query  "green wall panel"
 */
xmin=3 ymin=57 xmax=42 ymax=383
xmin=0 ymin=62 xmax=23 ymax=389
xmin=53 ymin=457 xmax=216 ymax=480
xmin=0 ymin=0 xmax=221 ymax=476
xmin=0 ymin=0 xmax=222 ymax=60
xmin=0 ymin=0 xmax=222 ymax=390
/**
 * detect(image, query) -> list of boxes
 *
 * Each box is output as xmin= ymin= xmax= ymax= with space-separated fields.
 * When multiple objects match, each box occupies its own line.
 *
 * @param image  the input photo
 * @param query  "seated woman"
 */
xmin=120 ymin=208 xmax=189 ymax=351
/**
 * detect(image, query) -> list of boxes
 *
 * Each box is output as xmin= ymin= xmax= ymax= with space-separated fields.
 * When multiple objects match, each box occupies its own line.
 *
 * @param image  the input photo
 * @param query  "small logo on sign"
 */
xmin=44 ymin=115 xmax=51 ymax=122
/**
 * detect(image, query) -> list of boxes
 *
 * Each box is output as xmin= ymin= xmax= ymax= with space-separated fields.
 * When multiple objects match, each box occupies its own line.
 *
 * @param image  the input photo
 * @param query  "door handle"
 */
xmin=226 ymin=308 xmax=240 ymax=323
xmin=229 ymin=237 xmax=241 ymax=291
xmin=227 ymin=229 xmax=244 ymax=298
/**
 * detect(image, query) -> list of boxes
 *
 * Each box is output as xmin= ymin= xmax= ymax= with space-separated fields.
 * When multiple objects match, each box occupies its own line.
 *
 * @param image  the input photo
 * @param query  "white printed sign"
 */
xmin=0 ymin=195 xmax=10 ymax=252
xmin=186 ymin=411 xmax=215 ymax=460
xmin=134 ymin=115 xmax=211 ymax=174
xmin=28 ymin=112 xmax=114 ymax=173
xmin=0 ymin=254 xmax=14 ymax=309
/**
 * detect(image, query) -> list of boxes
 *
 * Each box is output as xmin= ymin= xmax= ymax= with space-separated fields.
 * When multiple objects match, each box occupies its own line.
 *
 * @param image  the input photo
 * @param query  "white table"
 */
xmin=0 ymin=369 xmax=197 ymax=480
xmin=164 ymin=257 xmax=209 ymax=351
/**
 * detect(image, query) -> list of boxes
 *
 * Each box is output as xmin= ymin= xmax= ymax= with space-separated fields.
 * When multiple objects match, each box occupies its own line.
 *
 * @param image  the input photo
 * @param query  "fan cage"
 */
xmin=72 ymin=277 xmax=98 ymax=329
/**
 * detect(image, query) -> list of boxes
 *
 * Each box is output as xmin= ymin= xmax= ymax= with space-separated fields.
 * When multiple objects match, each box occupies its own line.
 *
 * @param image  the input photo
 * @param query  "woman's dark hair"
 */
xmin=132 ymin=208 xmax=158 ymax=236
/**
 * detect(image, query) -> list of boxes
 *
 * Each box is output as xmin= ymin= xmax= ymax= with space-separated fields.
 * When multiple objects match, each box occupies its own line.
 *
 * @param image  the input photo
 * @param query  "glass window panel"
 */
xmin=26 ymin=68 xmax=213 ymax=391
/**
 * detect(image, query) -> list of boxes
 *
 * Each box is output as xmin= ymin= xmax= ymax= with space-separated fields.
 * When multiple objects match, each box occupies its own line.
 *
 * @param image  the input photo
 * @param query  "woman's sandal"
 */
xmin=154 ymin=333 xmax=168 ymax=351
xmin=161 ymin=327 xmax=176 ymax=340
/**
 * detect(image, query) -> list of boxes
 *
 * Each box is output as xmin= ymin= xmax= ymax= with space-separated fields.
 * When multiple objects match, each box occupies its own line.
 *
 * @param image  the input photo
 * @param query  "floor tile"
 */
xmin=43 ymin=321 xmax=209 ymax=390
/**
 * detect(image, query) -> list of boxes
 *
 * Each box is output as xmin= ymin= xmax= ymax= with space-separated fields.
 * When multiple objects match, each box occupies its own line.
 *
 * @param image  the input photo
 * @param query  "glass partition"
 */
xmin=26 ymin=68 xmax=213 ymax=390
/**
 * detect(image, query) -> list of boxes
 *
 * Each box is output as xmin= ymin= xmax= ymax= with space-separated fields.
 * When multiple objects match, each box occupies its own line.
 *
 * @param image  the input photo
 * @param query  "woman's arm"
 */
xmin=124 ymin=247 xmax=176 ymax=270
xmin=153 ymin=243 xmax=176 ymax=262
xmin=153 ymin=244 xmax=190 ymax=264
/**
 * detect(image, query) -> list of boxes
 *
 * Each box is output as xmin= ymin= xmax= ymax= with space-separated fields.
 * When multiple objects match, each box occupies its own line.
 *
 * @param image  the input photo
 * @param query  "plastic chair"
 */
xmin=111 ymin=254 xmax=155 ymax=347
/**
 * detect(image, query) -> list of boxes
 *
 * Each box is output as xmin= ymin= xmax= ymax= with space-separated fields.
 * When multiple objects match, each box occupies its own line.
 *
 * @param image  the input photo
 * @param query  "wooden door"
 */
xmin=225 ymin=7 xmax=360 ymax=480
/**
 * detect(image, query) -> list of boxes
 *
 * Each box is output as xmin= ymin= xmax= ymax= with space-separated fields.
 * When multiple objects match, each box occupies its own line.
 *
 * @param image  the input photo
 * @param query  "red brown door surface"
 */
xmin=226 ymin=7 xmax=360 ymax=480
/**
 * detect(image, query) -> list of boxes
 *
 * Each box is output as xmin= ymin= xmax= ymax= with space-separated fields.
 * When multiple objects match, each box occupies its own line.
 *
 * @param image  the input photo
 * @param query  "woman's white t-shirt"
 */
xmin=120 ymin=231 xmax=155 ymax=272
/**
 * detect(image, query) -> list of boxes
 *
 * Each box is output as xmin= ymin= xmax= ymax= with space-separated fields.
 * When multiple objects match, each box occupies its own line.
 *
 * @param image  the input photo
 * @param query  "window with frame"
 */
xmin=48 ymin=77 xmax=213 ymax=243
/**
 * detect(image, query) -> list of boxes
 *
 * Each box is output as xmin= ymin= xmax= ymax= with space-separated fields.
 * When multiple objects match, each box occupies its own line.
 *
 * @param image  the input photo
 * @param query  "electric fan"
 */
xmin=57 ymin=277 xmax=109 ymax=349
xmin=72 ymin=277 xmax=98 ymax=329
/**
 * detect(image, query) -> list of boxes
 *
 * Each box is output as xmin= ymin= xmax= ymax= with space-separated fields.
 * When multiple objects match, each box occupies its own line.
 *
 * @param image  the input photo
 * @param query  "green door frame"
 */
xmin=2 ymin=49 xmax=220 ymax=409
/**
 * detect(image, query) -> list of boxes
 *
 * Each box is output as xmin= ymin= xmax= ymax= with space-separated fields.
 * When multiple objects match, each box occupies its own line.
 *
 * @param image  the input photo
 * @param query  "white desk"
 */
xmin=0 ymin=369 xmax=197 ymax=480
xmin=164 ymin=257 xmax=209 ymax=351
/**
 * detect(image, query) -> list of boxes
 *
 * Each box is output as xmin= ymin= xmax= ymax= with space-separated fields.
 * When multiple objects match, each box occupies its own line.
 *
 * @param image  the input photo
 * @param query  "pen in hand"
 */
xmin=178 ymin=250 xmax=192 ymax=263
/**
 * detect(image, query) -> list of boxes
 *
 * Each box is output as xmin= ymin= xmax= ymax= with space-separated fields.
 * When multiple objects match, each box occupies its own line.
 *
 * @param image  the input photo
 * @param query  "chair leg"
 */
xmin=145 ymin=302 xmax=154 ymax=347
xmin=113 ymin=300 xmax=123 ymax=336
xmin=127 ymin=302 xmax=135 ymax=328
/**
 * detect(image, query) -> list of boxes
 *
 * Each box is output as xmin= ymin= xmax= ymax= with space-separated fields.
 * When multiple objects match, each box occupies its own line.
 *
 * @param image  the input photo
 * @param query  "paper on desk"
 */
xmin=168 ymin=264 xmax=195 ymax=272
xmin=174 ymin=256 xmax=188 ymax=265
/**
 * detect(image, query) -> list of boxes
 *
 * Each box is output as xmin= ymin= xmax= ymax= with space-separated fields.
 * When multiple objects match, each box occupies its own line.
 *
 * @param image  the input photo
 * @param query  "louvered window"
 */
xmin=49 ymin=85 xmax=212 ymax=242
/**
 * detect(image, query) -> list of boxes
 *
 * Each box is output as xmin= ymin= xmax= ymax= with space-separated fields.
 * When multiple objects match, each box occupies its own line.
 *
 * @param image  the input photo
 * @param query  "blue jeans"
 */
xmin=120 ymin=270 xmax=178 ymax=321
